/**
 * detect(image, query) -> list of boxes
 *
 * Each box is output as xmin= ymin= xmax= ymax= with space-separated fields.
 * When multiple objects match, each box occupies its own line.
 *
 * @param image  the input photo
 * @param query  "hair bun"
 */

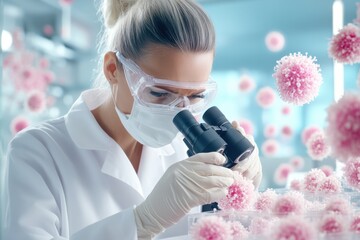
xmin=102 ymin=0 xmax=138 ymax=28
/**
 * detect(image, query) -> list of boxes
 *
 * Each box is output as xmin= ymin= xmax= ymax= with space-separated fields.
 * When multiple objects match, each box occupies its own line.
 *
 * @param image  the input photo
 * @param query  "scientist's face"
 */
xmin=104 ymin=45 xmax=214 ymax=114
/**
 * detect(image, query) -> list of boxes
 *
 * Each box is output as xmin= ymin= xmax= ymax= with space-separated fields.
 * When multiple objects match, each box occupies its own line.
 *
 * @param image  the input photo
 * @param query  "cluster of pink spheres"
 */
xmin=190 ymin=165 xmax=360 ymax=240
xmin=326 ymin=93 xmax=360 ymax=162
xmin=273 ymin=52 xmax=323 ymax=106
xmin=329 ymin=23 xmax=360 ymax=64
xmin=265 ymin=31 xmax=285 ymax=52
xmin=306 ymin=131 xmax=331 ymax=161
xmin=256 ymin=87 xmax=276 ymax=108
xmin=238 ymin=74 xmax=255 ymax=93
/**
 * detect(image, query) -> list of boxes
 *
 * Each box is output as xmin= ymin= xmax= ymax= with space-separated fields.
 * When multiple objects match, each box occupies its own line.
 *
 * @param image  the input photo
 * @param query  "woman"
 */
xmin=2 ymin=0 xmax=262 ymax=239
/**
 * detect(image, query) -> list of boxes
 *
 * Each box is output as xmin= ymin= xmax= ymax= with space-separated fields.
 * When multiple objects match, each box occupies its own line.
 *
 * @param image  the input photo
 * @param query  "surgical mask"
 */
xmin=113 ymin=51 xmax=217 ymax=148
xmin=115 ymin=101 xmax=180 ymax=148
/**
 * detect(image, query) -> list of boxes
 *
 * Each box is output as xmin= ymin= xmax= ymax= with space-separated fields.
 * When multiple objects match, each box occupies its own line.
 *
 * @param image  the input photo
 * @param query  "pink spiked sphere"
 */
xmin=303 ymin=168 xmax=326 ymax=193
xmin=306 ymin=131 xmax=330 ymax=161
xmin=190 ymin=216 xmax=232 ymax=240
xmin=274 ymin=163 xmax=294 ymax=185
xmin=329 ymin=23 xmax=360 ymax=64
xmin=265 ymin=31 xmax=285 ymax=52
xmin=326 ymin=93 xmax=360 ymax=162
xmin=273 ymin=52 xmax=323 ymax=105
xmin=343 ymin=158 xmax=360 ymax=191
xmin=218 ymin=172 xmax=255 ymax=211
xmin=256 ymin=87 xmax=276 ymax=108
xmin=270 ymin=216 xmax=316 ymax=240
xmin=10 ymin=116 xmax=30 ymax=134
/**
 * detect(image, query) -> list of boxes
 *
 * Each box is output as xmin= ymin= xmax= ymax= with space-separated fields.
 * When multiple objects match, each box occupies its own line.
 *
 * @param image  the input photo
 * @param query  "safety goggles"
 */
xmin=116 ymin=52 xmax=217 ymax=115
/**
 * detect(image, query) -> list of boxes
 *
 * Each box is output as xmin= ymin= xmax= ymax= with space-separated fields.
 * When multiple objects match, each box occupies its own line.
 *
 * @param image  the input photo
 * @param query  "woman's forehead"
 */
xmin=136 ymin=46 xmax=214 ymax=83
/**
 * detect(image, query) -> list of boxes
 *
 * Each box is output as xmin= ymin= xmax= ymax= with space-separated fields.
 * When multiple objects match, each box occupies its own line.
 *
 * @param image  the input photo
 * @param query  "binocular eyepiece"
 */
xmin=173 ymin=106 xmax=255 ymax=168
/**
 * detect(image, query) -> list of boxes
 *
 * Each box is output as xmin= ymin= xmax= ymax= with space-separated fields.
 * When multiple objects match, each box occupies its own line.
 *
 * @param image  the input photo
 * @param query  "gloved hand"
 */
xmin=231 ymin=121 xmax=262 ymax=189
xmin=133 ymin=152 xmax=234 ymax=239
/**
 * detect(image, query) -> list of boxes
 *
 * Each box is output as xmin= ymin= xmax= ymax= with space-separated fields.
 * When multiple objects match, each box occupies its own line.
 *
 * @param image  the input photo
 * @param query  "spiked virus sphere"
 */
xmin=261 ymin=139 xmax=279 ymax=156
xmin=329 ymin=23 xmax=360 ymax=64
xmin=256 ymin=87 xmax=276 ymax=108
xmin=273 ymin=52 xmax=323 ymax=105
xmin=265 ymin=31 xmax=285 ymax=52
xmin=10 ymin=116 xmax=30 ymax=135
xmin=269 ymin=216 xmax=316 ymax=240
xmin=326 ymin=93 xmax=360 ymax=162
xmin=190 ymin=216 xmax=232 ymax=240
xmin=306 ymin=131 xmax=331 ymax=161
xmin=343 ymin=158 xmax=360 ymax=191
xmin=238 ymin=74 xmax=256 ymax=92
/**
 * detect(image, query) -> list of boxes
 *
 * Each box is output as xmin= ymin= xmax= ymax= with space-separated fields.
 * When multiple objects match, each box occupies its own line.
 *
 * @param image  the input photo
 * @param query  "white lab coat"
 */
xmin=2 ymin=89 xmax=196 ymax=240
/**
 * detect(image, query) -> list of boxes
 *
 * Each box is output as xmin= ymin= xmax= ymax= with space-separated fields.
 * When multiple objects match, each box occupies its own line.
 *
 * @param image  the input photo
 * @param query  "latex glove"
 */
xmin=231 ymin=121 xmax=262 ymax=189
xmin=133 ymin=152 xmax=234 ymax=239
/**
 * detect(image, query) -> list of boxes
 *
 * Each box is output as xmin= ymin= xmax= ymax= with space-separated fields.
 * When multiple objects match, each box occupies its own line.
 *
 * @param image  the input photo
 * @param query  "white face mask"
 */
xmin=115 ymin=99 xmax=180 ymax=148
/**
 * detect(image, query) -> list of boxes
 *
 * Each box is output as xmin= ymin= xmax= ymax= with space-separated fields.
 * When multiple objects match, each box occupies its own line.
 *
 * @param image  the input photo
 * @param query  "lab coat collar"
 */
xmin=64 ymin=89 xmax=177 ymax=199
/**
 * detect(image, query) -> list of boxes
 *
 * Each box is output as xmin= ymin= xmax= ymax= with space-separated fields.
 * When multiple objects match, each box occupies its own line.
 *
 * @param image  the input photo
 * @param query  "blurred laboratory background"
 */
xmin=1 ymin=0 xmax=359 ymax=190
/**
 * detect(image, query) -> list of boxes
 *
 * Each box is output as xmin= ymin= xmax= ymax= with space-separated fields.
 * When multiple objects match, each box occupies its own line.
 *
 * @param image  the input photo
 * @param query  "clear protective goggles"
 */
xmin=116 ymin=52 xmax=217 ymax=115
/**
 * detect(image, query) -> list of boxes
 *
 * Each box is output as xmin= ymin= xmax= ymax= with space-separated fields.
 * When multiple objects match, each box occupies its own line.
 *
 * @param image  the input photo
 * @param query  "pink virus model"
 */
xmin=316 ymin=175 xmax=342 ymax=194
xmin=290 ymin=179 xmax=302 ymax=191
xmin=324 ymin=197 xmax=352 ymax=216
xmin=272 ymin=191 xmax=305 ymax=217
xmin=264 ymin=124 xmax=277 ymax=138
xmin=302 ymin=126 xmax=322 ymax=144
xmin=326 ymin=93 xmax=360 ymax=162
xmin=306 ymin=131 xmax=331 ymax=161
xmin=290 ymin=156 xmax=304 ymax=170
xmin=238 ymin=119 xmax=254 ymax=135
xmin=281 ymin=125 xmax=293 ymax=138
xmin=320 ymin=165 xmax=334 ymax=177
xmin=269 ymin=216 xmax=316 ymax=240
xmin=26 ymin=91 xmax=47 ymax=113
xmin=350 ymin=214 xmax=360 ymax=233
xmin=343 ymin=158 xmax=360 ymax=191
xmin=318 ymin=213 xmax=346 ymax=234
xmin=265 ymin=31 xmax=285 ymax=52
xmin=303 ymin=168 xmax=326 ymax=193
xmin=229 ymin=221 xmax=249 ymax=239
xmin=281 ymin=105 xmax=292 ymax=115
xmin=249 ymin=217 xmax=270 ymax=236
xmin=261 ymin=139 xmax=279 ymax=157
xmin=238 ymin=74 xmax=255 ymax=92
xmin=274 ymin=163 xmax=294 ymax=185
xmin=254 ymin=189 xmax=278 ymax=212
xmin=273 ymin=52 xmax=323 ymax=106
xmin=256 ymin=87 xmax=276 ymax=108
xmin=190 ymin=216 xmax=232 ymax=240
xmin=218 ymin=172 xmax=255 ymax=211
xmin=10 ymin=116 xmax=30 ymax=135
xmin=329 ymin=23 xmax=360 ymax=64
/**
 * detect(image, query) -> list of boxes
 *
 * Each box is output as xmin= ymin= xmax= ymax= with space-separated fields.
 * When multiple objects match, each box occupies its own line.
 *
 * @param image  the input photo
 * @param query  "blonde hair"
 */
xmin=93 ymin=0 xmax=216 ymax=88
